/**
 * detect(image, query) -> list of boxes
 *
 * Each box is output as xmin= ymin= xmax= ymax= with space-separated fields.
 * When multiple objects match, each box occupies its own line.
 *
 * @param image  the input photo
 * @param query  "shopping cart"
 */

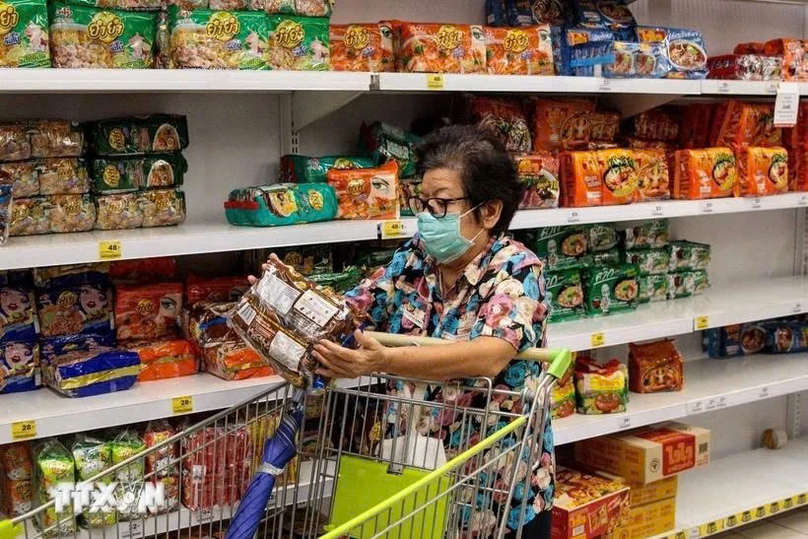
xmin=0 ymin=334 xmax=570 ymax=539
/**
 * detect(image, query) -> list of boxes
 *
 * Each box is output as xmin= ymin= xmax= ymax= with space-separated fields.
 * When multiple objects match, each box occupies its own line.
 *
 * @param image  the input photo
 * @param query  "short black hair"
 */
xmin=417 ymin=125 xmax=521 ymax=236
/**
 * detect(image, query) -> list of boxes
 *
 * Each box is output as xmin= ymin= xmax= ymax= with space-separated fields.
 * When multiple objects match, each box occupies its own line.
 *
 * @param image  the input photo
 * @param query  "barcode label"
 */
xmin=236 ymin=302 xmax=256 ymax=326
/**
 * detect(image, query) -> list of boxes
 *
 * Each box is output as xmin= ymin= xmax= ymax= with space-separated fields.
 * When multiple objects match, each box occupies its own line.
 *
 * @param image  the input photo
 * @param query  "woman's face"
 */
xmin=80 ymin=286 xmax=108 ymax=317
xmin=421 ymin=167 xmax=482 ymax=243
xmin=1 ymin=288 xmax=29 ymax=321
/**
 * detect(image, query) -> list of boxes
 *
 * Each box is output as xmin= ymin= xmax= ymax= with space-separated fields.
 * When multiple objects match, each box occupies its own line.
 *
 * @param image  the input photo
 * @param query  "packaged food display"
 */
xmin=551 ymin=379 xmax=576 ymax=419
xmin=8 ymin=195 xmax=46 ymax=236
xmin=225 ymin=183 xmax=338 ymax=227
xmin=734 ymin=146 xmax=789 ymax=197
xmin=711 ymin=101 xmax=781 ymax=148
xmin=533 ymin=99 xmax=596 ymax=151
xmin=41 ymin=338 xmax=140 ymax=397
xmin=398 ymin=178 xmax=422 ymax=216
xmin=134 ymin=337 xmax=197 ymax=381
xmin=638 ymin=274 xmax=668 ymax=303
xmin=483 ymin=24 xmax=553 ymax=75
xmin=49 ymin=194 xmax=95 ymax=233
xmin=360 ymin=122 xmax=422 ymax=179
xmin=636 ymin=26 xmax=708 ymax=79
xmin=0 ymin=442 xmax=32 ymax=481
xmin=764 ymin=38 xmax=808 ymax=80
xmin=71 ymin=434 xmax=115 ymax=528
xmin=667 ymin=270 xmax=709 ymax=299
xmin=0 ymin=283 xmax=37 ymax=343
xmin=0 ymin=162 xmax=38 ymax=198
xmin=486 ymin=0 xmax=565 ymax=27
xmin=588 ymin=224 xmax=618 ymax=252
xmin=589 ymin=111 xmax=621 ymax=142
xmin=139 ymin=188 xmax=185 ymax=227
xmin=545 ymin=269 xmax=584 ymax=323
xmin=109 ymin=257 xmax=176 ymax=285
xmin=228 ymin=259 xmax=362 ymax=388
xmin=593 ymin=248 xmax=620 ymax=266
xmin=571 ymin=40 xmax=672 ymax=78
xmin=0 ymin=0 xmax=50 ymax=68
xmin=575 ymin=422 xmax=711 ymax=483
xmin=186 ymin=275 xmax=249 ymax=305
xmin=584 ymin=264 xmax=639 ymax=316
xmin=185 ymin=301 xmax=239 ymax=346
xmin=634 ymin=149 xmax=671 ymax=201
xmin=628 ymin=339 xmax=684 ymax=393
xmin=678 ymin=103 xmax=714 ymax=149
xmin=115 ymin=282 xmax=183 ymax=341
xmin=0 ymin=340 xmax=40 ymax=394
xmin=327 ymin=161 xmax=399 ymax=220
xmin=767 ymin=319 xmax=808 ymax=354
xmin=623 ymin=220 xmax=669 ymax=250
xmin=0 ymin=185 xmax=9 ymax=245
xmin=49 ymin=1 xmax=156 ymax=69
xmin=37 ymin=282 xmax=113 ymax=338
xmin=36 ymin=158 xmax=90 ymax=196
xmin=32 ymin=440 xmax=76 ymax=536
xmin=266 ymin=14 xmax=328 ymax=71
xmin=673 ymin=148 xmax=737 ymax=200
xmin=279 ymin=154 xmax=376 ymax=183
xmin=203 ymin=339 xmax=274 ymax=380
xmin=554 ymin=26 xmax=613 ymax=76
xmin=463 ymin=95 xmax=532 ymax=152
xmin=598 ymin=148 xmax=638 ymax=205
xmin=630 ymin=109 xmax=680 ymax=142
xmin=574 ymin=356 xmax=628 ymax=414
xmin=0 ymin=124 xmax=31 ymax=162
xmin=552 ymin=466 xmax=630 ymax=539
xmin=92 ymin=115 xmax=189 ymax=156
xmin=560 ymin=150 xmax=602 ymax=207
xmin=531 ymin=226 xmax=592 ymax=270
xmin=568 ymin=0 xmax=636 ymax=35
xmin=513 ymin=151 xmax=560 ymax=209
xmin=265 ymin=0 xmax=331 ymax=16
xmin=623 ymin=249 xmax=670 ymax=275
xmin=330 ymin=23 xmax=395 ymax=72
xmin=0 ymin=443 xmax=33 ymax=517
xmin=397 ymin=23 xmax=486 ymax=74
xmin=735 ymin=42 xmax=766 ymax=54
xmin=92 ymin=154 xmax=187 ymax=193
xmin=143 ymin=419 xmax=177 ymax=478
xmin=668 ymin=240 xmax=710 ymax=272
xmin=308 ymin=267 xmax=363 ymax=295
xmin=95 ymin=193 xmax=143 ymax=230
xmin=708 ymin=54 xmax=782 ymax=81
xmin=33 ymin=263 xmax=109 ymax=290
xmin=168 ymin=7 xmax=268 ymax=70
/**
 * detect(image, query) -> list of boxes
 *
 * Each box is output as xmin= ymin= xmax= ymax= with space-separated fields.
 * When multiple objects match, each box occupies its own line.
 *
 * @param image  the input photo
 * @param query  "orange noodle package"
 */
xmin=483 ymin=25 xmax=553 ymax=75
xmin=589 ymin=111 xmax=621 ymax=143
xmin=533 ymin=98 xmax=596 ymax=151
xmin=597 ymin=149 xmax=638 ymax=206
xmin=628 ymin=339 xmax=684 ymax=394
xmin=133 ymin=338 xmax=198 ymax=382
xmin=560 ymin=150 xmax=602 ymax=207
xmin=398 ymin=22 xmax=486 ymax=74
xmin=634 ymin=149 xmax=671 ymax=201
xmin=629 ymin=109 xmax=679 ymax=142
xmin=513 ymin=151 xmax=560 ymax=209
xmin=462 ymin=94 xmax=532 ymax=152
xmin=326 ymin=160 xmax=399 ymax=220
xmin=734 ymin=146 xmax=789 ymax=197
xmin=227 ymin=259 xmax=365 ymax=389
xmin=673 ymin=148 xmax=737 ymax=200
xmin=115 ymin=283 xmax=183 ymax=341
xmin=711 ymin=100 xmax=781 ymax=148
xmin=330 ymin=23 xmax=395 ymax=72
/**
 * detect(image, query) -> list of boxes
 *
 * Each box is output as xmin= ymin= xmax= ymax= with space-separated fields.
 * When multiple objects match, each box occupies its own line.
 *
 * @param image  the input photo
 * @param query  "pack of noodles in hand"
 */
xmin=227 ymin=259 xmax=366 ymax=389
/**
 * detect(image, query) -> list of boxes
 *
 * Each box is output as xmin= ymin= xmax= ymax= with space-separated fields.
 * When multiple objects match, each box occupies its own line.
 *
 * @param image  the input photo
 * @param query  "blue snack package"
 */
xmin=32 ymin=263 xmax=110 ymax=290
xmin=557 ymin=26 xmax=613 ymax=75
xmin=40 ymin=332 xmax=117 ymax=359
xmin=0 ymin=340 xmax=40 ymax=394
xmin=41 ymin=339 xmax=139 ymax=398
xmin=571 ymin=40 xmax=671 ymax=78
xmin=488 ymin=0 xmax=567 ymax=27
xmin=486 ymin=0 xmax=510 ymax=25
xmin=36 ymin=282 xmax=114 ymax=338
xmin=769 ymin=321 xmax=808 ymax=354
xmin=636 ymin=26 xmax=708 ymax=79
xmin=569 ymin=0 xmax=636 ymax=31
xmin=0 ymin=283 xmax=38 ymax=344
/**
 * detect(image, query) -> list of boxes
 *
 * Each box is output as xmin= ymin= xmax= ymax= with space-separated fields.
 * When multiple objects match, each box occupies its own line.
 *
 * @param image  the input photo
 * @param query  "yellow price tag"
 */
xmin=11 ymin=420 xmax=36 ymax=440
xmin=590 ymin=332 xmax=605 ymax=347
xmin=698 ymin=520 xmax=723 ymax=536
xmin=172 ymin=396 xmax=193 ymax=414
xmin=426 ymin=74 xmax=445 ymax=89
xmin=695 ymin=316 xmax=710 ymax=330
xmin=98 ymin=240 xmax=122 ymax=260
xmin=380 ymin=220 xmax=410 ymax=240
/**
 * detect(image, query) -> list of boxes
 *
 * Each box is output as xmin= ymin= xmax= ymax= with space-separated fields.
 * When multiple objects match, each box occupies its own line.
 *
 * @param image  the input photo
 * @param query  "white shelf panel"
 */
xmin=0 ymin=69 xmax=372 ymax=93
xmin=554 ymin=352 xmax=808 ymax=445
xmin=651 ymin=438 xmax=808 ymax=538
xmin=701 ymin=79 xmax=781 ymax=96
xmin=548 ymin=276 xmax=808 ymax=352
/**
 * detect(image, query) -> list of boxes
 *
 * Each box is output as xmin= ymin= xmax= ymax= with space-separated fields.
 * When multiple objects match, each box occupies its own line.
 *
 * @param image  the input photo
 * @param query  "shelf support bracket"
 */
xmin=599 ymin=93 xmax=684 ymax=118
xmin=291 ymin=90 xmax=364 ymax=133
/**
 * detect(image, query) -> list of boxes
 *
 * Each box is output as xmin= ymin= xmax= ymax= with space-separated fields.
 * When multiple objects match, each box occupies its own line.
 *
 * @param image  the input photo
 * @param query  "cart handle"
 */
xmin=0 ymin=519 xmax=21 ymax=539
xmin=364 ymin=331 xmax=572 ymax=379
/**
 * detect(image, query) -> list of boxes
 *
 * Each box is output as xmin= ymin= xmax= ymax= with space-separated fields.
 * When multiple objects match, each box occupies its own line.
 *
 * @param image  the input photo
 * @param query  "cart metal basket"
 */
xmin=0 ymin=333 xmax=570 ymax=539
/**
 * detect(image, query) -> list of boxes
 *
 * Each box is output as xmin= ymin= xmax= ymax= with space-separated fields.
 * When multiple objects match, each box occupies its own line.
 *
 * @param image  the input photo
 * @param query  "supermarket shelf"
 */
xmin=554 ymin=352 xmax=808 ymax=445
xmin=547 ymin=276 xmax=808 ymax=351
xmin=701 ymin=79 xmax=782 ymax=96
xmin=651 ymin=437 xmax=808 ymax=538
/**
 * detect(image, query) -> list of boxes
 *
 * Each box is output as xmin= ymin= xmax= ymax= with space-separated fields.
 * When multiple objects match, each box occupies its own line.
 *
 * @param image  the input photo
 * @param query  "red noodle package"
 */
xmin=711 ymin=101 xmax=781 ymax=148
xmin=115 ymin=283 xmax=183 ymax=341
xmin=185 ymin=275 xmax=250 ymax=306
xmin=110 ymin=257 xmax=177 ymax=284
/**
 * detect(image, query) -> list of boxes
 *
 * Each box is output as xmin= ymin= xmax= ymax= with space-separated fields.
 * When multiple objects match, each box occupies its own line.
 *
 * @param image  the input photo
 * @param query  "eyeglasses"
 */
xmin=407 ymin=196 xmax=469 ymax=219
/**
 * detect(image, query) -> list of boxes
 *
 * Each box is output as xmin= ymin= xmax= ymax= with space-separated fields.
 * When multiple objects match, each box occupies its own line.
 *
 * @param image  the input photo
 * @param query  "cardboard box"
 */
xmin=608 ymin=497 xmax=677 ymax=539
xmin=574 ymin=422 xmax=710 ymax=484
xmin=628 ymin=476 xmax=677 ymax=507
xmin=552 ymin=466 xmax=631 ymax=539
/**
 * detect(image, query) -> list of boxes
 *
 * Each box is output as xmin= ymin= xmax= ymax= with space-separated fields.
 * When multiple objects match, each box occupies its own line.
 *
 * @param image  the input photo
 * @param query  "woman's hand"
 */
xmin=247 ymin=253 xmax=288 ymax=285
xmin=312 ymin=330 xmax=391 ymax=378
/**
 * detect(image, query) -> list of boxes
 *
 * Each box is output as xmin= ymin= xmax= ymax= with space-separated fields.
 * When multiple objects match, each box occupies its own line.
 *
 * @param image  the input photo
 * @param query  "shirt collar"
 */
xmin=412 ymin=232 xmax=507 ymax=287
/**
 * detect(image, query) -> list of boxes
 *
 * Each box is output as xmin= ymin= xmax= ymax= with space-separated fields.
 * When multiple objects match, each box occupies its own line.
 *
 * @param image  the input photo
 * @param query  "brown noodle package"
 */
xmin=628 ymin=339 xmax=684 ymax=393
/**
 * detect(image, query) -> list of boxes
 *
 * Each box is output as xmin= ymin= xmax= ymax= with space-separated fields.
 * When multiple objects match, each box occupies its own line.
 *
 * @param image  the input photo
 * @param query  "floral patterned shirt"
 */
xmin=345 ymin=233 xmax=553 ymax=533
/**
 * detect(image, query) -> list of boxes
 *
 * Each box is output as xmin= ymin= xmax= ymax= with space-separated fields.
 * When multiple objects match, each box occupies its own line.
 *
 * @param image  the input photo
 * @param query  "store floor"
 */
xmin=714 ymin=506 xmax=808 ymax=538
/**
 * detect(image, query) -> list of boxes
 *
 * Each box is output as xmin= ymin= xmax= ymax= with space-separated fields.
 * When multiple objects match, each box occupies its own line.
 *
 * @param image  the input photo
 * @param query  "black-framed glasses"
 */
xmin=408 ymin=196 xmax=469 ymax=219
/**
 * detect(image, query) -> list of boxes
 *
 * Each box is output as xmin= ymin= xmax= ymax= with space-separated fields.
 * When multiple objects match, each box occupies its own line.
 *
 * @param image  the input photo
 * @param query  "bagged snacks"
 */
xmin=533 ymin=99 xmax=596 ymax=151
xmin=598 ymin=149 xmax=638 ymax=205
xmin=33 ymin=263 xmax=109 ymax=289
xmin=110 ymin=257 xmax=176 ymax=284
xmin=184 ymin=300 xmax=238 ymax=345
xmin=143 ymin=419 xmax=177 ymax=478
xmin=398 ymin=23 xmax=486 ymax=74
xmin=224 ymin=183 xmax=338 ymax=227
xmin=678 ymin=103 xmax=714 ymax=149
xmin=0 ymin=442 xmax=33 ymax=481
xmin=92 ymin=154 xmax=187 ymax=193
xmin=514 ymin=151 xmax=560 ymax=209
xmin=267 ymin=14 xmax=328 ymax=71
xmin=168 ymin=7 xmax=269 ymax=70
xmin=623 ymin=249 xmax=670 ymax=276
xmin=574 ymin=356 xmax=628 ymax=414
xmin=49 ymin=2 xmax=156 ymax=69
xmin=568 ymin=0 xmax=635 ymax=34
xmin=360 ymin=121 xmax=422 ymax=179
xmin=0 ymin=477 xmax=33 ymax=517
xmin=330 ymin=23 xmax=395 ymax=72
xmin=203 ymin=340 xmax=273 ymax=380
xmin=636 ymin=26 xmax=708 ymax=79
xmin=764 ymin=38 xmax=808 ymax=81
xmin=551 ymin=379 xmax=576 ymax=419
xmin=531 ymin=226 xmax=592 ymax=270
xmin=327 ymin=161 xmax=399 ymax=220
xmin=638 ymin=274 xmax=667 ymax=303
xmin=560 ymin=150 xmax=602 ymax=207
xmin=279 ymin=155 xmax=376 ymax=183
xmin=92 ymin=115 xmax=189 ymax=156
xmin=0 ymin=340 xmax=40 ymax=394
xmin=734 ymin=146 xmax=789 ymax=197
xmin=273 ymin=246 xmax=333 ymax=275
xmin=0 ymin=162 xmax=38 ymax=198
xmin=628 ymin=339 xmax=684 ymax=393
xmin=398 ymin=178 xmax=422 ymax=216
xmin=667 ymin=240 xmax=710 ymax=272
xmin=0 ymin=283 xmax=37 ymax=342
xmin=667 ymin=270 xmax=709 ymax=299
xmin=134 ymin=337 xmax=198 ymax=381
xmin=186 ymin=275 xmax=249 ymax=305
xmin=711 ymin=101 xmax=781 ymax=148
xmin=673 ymin=148 xmax=737 ymax=200
xmin=545 ymin=269 xmax=584 ymax=323
xmin=589 ymin=111 xmax=621 ymax=142
xmin=708 ymin=54 xmax=782 ymax=81
xmin=33 ymin=440 xmax=76 ymax=536
xmin=49 ymin=194 xmax=95 ymax=233
xmin=139 ymin=188 xmax=185 ymax=227
xmin=0 ymin=124 xmax=31 ymax=161
xmin=115 ymin=282 xmax=182 ymax=341
xmin=37 ymin=282 xmax=113 ymax=338
xmin=483 ymin=25 xmax=553 ymax=75
xmin=37 ymin=159 xmax=90 ymax=195
xmin=9 ymin=197 xmax=49 ymax=236
xmin=486 ymin=0 xmax=566 ymax=26
xmin=593 ymin=247 xmax=620 ymax=266
xmin=41 ymin=341 xmax=139 ymax=397
xmin=309 ymin=266 xmax=363 ymax=295
xmin=630 ymin=109 xmax=679 ymax=142
xmin=634 ymin=149 xmax=670 ymax=201
xmin=95 ymin=193 xmax=143 ymax=230
xmin=623 ymin=220 xmax=669 ymax=250
xmin=71 ymin=434 xmax=115 ymax=528
xmin=0 ymin=0 xmax=50 ymax=68
xmin=571 ymin=40 xmax=671 ymax=78
xmin=265 ymin=0 xmax=331 ymax=16
xmin=583 ymin=264 xmax=639 ymax=316
xmin=463 ymin=95 xmax=532 ymax=152
xmin=110 ymin=430 xmax=146 ymax=520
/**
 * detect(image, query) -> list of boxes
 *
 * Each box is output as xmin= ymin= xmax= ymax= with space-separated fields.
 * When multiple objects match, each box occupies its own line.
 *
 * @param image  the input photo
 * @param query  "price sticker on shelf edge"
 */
xmin=11 ymin=420 xmax=36 ymax=440
xmin=718 ymin=81 xmax=731 ymax=93
xmin=122 ymin=521 xmax=143 ymax=539
xmin=695 ymin=315 xmax=710 ymax=330
xmin=701 ymin=201 xmax=714 ymax=214
xmin=98 ymin=240 xmax=122 ymax=260
xmin=567 ymin=210 xmax=581 ymax=224
xmin=774 ymin=82 xmax=799 ymax=127
xmin=799 ymin=195 xmax=808 ymax=207
xmin=380 ymin=220 xmax=410 ymax=240
xmin=749 ymin=197 xmax=763 ymax=210
xmin=651 ymin=204 xmax=664 ymax=217
xmin=172 ymin=395 xmax=193 ymax=414
xmin=590 ymin=331 xmax=605 ymax=348
xmin=426 ymin=74 xmax=444 ymax=90
xmin=598 ymin=78 xmax=611 ymax=91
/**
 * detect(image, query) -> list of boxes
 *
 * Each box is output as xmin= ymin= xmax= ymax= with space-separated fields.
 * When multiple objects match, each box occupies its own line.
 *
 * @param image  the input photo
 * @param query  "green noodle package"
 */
xmin=546 ymin=269 xmax=584 ymax=323
xmin=584 ymin=264 xmax=639 ymax=316
xmin=267 ymin=14 xmax=329 ymax=71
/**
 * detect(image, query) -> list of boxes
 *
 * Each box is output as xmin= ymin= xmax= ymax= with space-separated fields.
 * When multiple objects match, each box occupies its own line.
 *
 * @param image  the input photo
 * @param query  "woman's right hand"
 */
xmin=247 ymin=253 xmax=290 ymax=284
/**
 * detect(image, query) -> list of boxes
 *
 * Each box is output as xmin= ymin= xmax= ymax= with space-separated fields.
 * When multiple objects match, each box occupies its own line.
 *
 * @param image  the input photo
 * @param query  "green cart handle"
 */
xmin=0 ymin=519 xmax=22 ymax=539
xmin=544 ymin=348 xmax=572 ymax=380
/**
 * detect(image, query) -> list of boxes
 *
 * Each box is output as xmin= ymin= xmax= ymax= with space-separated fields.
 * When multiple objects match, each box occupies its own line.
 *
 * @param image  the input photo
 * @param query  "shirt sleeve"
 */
xmin=470 ymin=258 xmax=549 ymax=353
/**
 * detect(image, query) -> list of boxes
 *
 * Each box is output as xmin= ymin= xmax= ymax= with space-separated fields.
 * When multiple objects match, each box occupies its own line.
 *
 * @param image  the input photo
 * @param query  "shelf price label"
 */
xmin=717 ymin=81 xmax=731 ymax=93
xmin=758 ymin=386 xmax=770 ymax=399
xmin=617 ymin=416 xmax=631 ymax=430
xmin=98 ymin=240 xmax=122 ymax=260
xmin=686 ymin=400 xmax=704 ymax=415
xmin=694 ymin=316 xmax=710 ymax=330
xmin=749 ymin=197 xmax=763 ymax=210
xmin=765 ymin=82 xmax=779 ymax=94
xmin=651 ymin=204 xmax=664 ymax=217
xmin=567 ymin=210 xmax=581 ymax=224
xmin=380 ymin=220 xmax=411 ymax=240
xmin=590 ymin=331 xmax=605 ymax=348
xmin=700 ymin=201 xmax=714 ymax=214
xmin=798 ymin=493 xmax=807 ymax=505
xmin=121 ymin=521 xmax=143 ymax=539
xmin=598 ymin=78 xmax=611 ymax=92
xmin=172 ymin=395 xmax=193 ymax=414
xmin=426 ymin=74 xmax=444 ymax=90
xmin=11 ymin=420 xmax=36 ymax=440
xmin=774 ymin=82 xmax=800 ymax=127
xmin=798 ymin=195 xmax=808 ymax=207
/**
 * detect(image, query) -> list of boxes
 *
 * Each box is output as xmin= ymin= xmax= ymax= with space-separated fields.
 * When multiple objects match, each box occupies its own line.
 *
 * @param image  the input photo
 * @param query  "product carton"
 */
xmin=552 ymin=466 xmax=631 ymax=539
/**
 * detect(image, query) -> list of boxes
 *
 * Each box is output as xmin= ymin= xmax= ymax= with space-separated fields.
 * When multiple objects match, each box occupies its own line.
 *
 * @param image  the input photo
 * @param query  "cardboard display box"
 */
xmin=608 ymin=496 xmax=677 ymax=539
xmin=552 ymin=466 xmax=631 ymax=539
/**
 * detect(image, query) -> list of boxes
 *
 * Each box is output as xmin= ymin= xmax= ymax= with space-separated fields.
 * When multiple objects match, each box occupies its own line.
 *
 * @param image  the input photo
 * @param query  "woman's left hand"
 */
xmin=312 ymin=330 xmax=391 ymax=378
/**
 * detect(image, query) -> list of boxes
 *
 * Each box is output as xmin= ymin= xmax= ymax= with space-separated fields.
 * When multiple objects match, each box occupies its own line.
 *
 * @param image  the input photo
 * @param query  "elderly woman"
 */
xmin=312 ymin=125 xmax=552 ymax=538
